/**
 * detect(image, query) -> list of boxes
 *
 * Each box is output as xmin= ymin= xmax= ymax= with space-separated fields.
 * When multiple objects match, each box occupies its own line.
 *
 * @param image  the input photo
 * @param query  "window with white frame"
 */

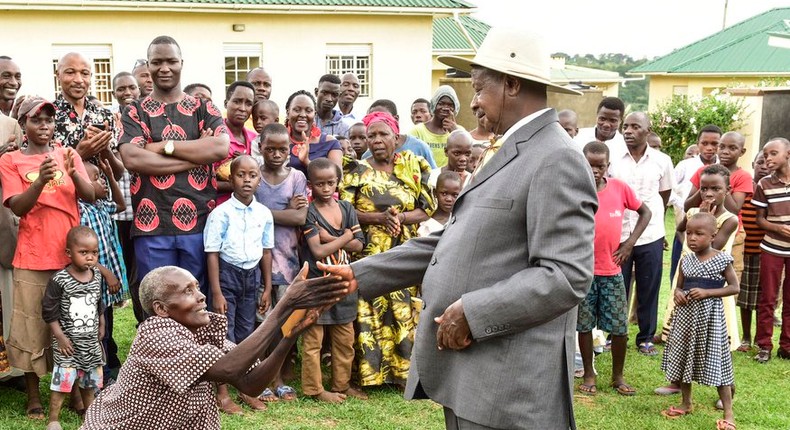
xmin=51 ymin=44 xmax=114 ymax=105
xmin=326 ymin=44 xmax=371 ymax=97
xmin=223 ymin=43 xmax=262 ymax=94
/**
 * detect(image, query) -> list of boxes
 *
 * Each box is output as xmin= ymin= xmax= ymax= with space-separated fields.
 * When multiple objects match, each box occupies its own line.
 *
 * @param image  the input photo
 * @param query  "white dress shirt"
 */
xmin=608 ymin=145 xmax=675 ymax=245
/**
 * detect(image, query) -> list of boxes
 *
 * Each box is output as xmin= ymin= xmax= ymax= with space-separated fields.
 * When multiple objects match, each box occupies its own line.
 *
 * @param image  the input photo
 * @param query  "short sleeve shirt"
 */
xmin=752 ymin=174 xmax=790 ymax=257
xmin=118 ymin=95 xmax=227 ymax=237
xmin=0 ymin=147 xmax=88 ymax=270
xmin=254 ymin=168 xmax=308 ymax=285
xmin=53 ymin=95 xmax=117 ymax=166
xmin=302 ymin=200 xmax=363 ymax=325
xmin=80 ymin=313 xmax=232 ymax=430
xmin=594 ymin=178 xmax=642 ymax=276
xmin=288 ymin=133 xmax=342 ymax=176
xmin=608 ymin=146 xmax=674 ymax=245
xmin=203 ymin=195 xmax=274 ymax=270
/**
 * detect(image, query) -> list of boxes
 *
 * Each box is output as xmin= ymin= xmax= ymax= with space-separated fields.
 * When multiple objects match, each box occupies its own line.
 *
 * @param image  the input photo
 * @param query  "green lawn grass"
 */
xmin=1 ymin=210 xmax=788 ymax=429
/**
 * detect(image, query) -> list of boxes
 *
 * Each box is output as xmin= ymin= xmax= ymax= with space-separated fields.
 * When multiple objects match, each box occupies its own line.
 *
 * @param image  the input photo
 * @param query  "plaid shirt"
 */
xmin=112 ymin=171 xmax=134 ymax=221
xmin=79 ymin=198 xmax=128 ymax=306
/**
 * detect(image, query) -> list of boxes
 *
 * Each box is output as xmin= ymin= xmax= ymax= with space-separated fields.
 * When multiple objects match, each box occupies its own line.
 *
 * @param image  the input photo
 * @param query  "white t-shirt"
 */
xmin=573 ymin=127 xmax=626 ymax=154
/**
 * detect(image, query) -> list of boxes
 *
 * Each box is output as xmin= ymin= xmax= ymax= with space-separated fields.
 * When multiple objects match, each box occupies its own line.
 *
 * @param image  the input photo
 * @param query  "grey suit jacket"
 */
xmin=352 ymin=109 xmax=597 ymax=430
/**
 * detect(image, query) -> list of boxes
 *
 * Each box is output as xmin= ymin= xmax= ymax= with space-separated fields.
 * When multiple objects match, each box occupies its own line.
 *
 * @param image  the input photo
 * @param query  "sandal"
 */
xmin=612 ymin=382 xmax=636 ymax=396
xmin=638 ymin=342 xmax=658 ymax=356
xmin=661 ymin=406 xmax=691 ymax=419
xmin=276 ymin=384 xmax=298 ymax=401
xmin=577 ymin=383 xmax=597 ymax=396
xmin=716 ymin=419 xmax=737 ymax=430
xmin=258 ymin=387 xmax=278 ymax=402
xmin=754 ymin=349 xmax=771 ymax=363
xmin=735 ymin=341 xmax=752 ymax=353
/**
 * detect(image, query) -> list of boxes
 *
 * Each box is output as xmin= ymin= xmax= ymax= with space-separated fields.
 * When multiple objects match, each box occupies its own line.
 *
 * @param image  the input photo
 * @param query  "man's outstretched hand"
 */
xmin=435 ymin=299 xmax=472 ymax=351
xmin=316 ymin=262 xmax=358 ymax=294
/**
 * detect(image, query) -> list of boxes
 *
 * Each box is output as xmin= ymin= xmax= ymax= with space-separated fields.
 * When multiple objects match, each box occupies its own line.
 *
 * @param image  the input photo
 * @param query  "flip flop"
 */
xmin=26 ymin=406 xmax=45 ymax=420
xmin=716 ymin=419 xmax=737 ymax=430
xmin=612 ymin=382 xmax=636 ymax=396
xmin=258 ymin=387 xmax=278 ymax=402
xmin=276 ymin=385 xmax=298 ymax=401
xmin=661 ymin=406 xmax=691 ymax=419
xmin=577 ymin=383 xmax=597 ymax=396
xmin=638 ymin=342 xmax=658 ymax=356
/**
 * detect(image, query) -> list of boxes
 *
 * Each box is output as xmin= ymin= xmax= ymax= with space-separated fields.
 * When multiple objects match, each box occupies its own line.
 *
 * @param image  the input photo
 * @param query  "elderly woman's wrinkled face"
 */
xmin=159 ymin=269 xmax=210 ymax=332
xmin=367 ymin=121 xmax=396 ymax=163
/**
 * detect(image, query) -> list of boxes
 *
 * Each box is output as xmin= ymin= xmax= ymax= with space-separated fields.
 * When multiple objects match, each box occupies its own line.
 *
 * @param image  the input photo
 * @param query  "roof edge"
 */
xmin=0 ymin=0 xmax=475 ymax=15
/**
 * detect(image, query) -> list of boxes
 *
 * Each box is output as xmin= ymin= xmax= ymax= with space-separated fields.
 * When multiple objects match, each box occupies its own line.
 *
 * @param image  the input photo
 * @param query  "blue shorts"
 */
xmin=50 ymin=365 xmax=103 ymax=393
xmin=577 ymin=274 xmax=628 ymax=336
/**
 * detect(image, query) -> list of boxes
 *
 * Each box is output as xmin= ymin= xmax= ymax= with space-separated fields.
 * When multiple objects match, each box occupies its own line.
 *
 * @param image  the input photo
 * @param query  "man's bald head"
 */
xmin=56 ymin=52 xmax=91 ymax=74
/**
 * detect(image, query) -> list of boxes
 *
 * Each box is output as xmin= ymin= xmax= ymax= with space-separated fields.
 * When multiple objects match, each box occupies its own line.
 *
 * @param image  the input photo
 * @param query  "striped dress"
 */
xmin=79 ymin=199 xmax=128 ymax=306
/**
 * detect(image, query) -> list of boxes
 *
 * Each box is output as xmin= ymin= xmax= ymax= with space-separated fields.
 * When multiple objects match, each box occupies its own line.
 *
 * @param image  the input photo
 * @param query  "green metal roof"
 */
xmin=433 ymin=15 xmax=490 ymax=51
xmin=72 ymin=0 xmax=474 ymax=7
xmin=551 ymin=65 xmax=622 ymax=84
xmin=630 ymin=7 xmax=790 ymax=75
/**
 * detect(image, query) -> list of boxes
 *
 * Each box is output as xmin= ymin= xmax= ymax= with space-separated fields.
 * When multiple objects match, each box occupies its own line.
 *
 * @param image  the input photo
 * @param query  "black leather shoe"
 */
xmin=777 ymin=348 xmax=790 ymax=360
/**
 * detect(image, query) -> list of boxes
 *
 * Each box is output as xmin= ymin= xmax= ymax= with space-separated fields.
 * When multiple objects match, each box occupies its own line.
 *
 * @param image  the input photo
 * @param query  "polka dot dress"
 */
xmin=661 ymin=251 xmax=734 ymax=387
xmin=80 ymin=313 xmax=232 ymax=429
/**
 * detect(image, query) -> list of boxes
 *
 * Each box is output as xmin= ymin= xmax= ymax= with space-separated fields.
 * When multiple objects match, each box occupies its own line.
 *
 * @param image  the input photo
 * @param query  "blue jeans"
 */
xmin=219 ymin=259 xmax=260 ymax=343
xmin=134 ymin=233 xmax=208 ymax=315
xmin=622 ymin=237 xmax=664 ymax=346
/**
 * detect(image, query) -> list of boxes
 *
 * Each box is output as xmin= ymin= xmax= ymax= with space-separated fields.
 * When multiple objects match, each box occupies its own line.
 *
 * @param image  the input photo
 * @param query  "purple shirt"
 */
xmin=254 ymin=168 xmax=308 ymax=285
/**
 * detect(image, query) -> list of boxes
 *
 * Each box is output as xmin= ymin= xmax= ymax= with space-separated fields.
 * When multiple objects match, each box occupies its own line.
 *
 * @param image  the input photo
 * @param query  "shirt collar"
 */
xmin=228 ymin=193 xmax=257 ymax=210
xmin=499 ymin=107 xmax=551 ymax=143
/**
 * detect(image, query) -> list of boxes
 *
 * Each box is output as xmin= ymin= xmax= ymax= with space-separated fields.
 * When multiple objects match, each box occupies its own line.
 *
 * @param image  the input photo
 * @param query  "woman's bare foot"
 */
xmin=342 ymin=386 xmax=368 ymax=400
xmin=313 ymin=391 xmax=347 ymax=403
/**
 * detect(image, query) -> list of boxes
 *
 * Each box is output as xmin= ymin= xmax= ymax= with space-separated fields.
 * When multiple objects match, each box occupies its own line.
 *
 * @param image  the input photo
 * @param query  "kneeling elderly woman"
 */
xmin=80 ymin=265 xmax=348 ymax=429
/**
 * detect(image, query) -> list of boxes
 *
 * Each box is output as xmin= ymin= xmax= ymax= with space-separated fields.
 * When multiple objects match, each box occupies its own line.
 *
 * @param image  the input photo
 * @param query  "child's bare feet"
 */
xmin=341 ymin=386 xmax=368 ymax=400
xmin=313 ymin=391 xmax=346 ymax=403
xmin=239 ymin=393 xmax=267 ymax=411
xmin=46 ymin=421 xmax=63 ymax=430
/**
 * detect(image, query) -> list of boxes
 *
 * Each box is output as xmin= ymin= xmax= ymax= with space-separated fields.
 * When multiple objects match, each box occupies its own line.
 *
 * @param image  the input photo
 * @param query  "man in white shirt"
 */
xmin=668 ymin=124 xmax=721 ymax=283
xmin=608 ymin=112 xmax=674 ymax=356
xmin=574 ymin=97 xmax=627 ymax=153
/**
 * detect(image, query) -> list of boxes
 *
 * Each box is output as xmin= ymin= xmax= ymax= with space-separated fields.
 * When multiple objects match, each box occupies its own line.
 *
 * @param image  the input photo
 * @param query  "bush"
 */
xmin=649 ymin=90 xmax=748 ymax=164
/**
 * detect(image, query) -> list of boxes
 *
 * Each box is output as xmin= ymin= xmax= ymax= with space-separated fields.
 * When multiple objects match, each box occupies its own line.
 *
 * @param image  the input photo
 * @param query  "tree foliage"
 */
xmin=649 ymin=91 xmax=748 ymax=164
xmin=552 ymin=53 xmax=650 ymax=112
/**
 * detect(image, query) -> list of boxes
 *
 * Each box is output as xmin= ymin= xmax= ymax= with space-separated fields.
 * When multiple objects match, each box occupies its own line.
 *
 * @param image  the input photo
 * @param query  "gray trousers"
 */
xmin=444 ymin=408 xmax=498 ymax=430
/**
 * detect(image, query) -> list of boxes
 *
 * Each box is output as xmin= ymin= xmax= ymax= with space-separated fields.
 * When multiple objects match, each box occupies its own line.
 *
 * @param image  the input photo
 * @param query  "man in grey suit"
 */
xmin=322 ymin=27 xmax=597 ymax=430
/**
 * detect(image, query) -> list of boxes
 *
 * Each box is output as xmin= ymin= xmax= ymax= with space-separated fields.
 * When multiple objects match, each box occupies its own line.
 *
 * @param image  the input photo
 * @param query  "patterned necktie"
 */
xmin=471 ymin=135 xmax=504 ymax=179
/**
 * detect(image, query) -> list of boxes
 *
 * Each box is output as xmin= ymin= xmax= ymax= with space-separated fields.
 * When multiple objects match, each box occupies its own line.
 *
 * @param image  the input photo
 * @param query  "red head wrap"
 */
xmin=362 ymin=111 xmax=399 ymax=135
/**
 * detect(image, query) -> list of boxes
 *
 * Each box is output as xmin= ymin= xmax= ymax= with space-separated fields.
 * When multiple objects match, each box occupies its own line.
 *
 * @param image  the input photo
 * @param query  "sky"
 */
xmin=469 ymin=0 xmax=790 ymax=59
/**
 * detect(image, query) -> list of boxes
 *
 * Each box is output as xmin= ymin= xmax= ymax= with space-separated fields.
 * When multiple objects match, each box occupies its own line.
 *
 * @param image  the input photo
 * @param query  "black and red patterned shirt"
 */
xmin=118 ymin=94 xmax=227 ymax=237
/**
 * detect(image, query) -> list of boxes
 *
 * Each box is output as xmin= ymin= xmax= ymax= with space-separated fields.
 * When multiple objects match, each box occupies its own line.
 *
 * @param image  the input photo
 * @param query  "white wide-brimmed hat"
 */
xmin=438 ymin=27 xmax=581 ymax=96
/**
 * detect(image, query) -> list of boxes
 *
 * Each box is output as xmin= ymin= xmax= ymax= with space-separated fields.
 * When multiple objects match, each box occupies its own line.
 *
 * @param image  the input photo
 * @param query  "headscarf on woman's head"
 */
xmin=430 ymin=85 xmax=460 ymax=116
xmin=362 ymin=111 xmax=399 ymax=135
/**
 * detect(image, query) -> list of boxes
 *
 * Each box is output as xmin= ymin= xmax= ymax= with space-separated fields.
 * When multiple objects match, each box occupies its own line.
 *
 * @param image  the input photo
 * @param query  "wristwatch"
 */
xmin=164 ymin=140 xmax=175 ymax=156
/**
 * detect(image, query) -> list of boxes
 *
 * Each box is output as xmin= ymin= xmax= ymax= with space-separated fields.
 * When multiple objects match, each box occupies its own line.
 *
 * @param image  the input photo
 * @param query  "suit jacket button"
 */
xmin=431 ymin=257 xmax=437 ymax=265
xmin=485 ymin=327 xmax=492 ymax=334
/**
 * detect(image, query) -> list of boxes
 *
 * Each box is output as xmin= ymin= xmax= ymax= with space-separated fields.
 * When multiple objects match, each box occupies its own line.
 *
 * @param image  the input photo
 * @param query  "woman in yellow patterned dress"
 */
xmin=341 ymin=111 xmax=433 ymax=388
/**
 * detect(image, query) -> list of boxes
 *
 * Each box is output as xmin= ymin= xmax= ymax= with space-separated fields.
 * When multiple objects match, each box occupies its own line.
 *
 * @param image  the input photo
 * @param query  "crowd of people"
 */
xmin=0 ymin=27 xmax=786 ymax=430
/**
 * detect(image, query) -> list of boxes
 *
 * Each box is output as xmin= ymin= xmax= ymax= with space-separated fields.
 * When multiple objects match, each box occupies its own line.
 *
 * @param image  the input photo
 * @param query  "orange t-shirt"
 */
xmin=0 ymin=147 xmax=88 ymax=270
